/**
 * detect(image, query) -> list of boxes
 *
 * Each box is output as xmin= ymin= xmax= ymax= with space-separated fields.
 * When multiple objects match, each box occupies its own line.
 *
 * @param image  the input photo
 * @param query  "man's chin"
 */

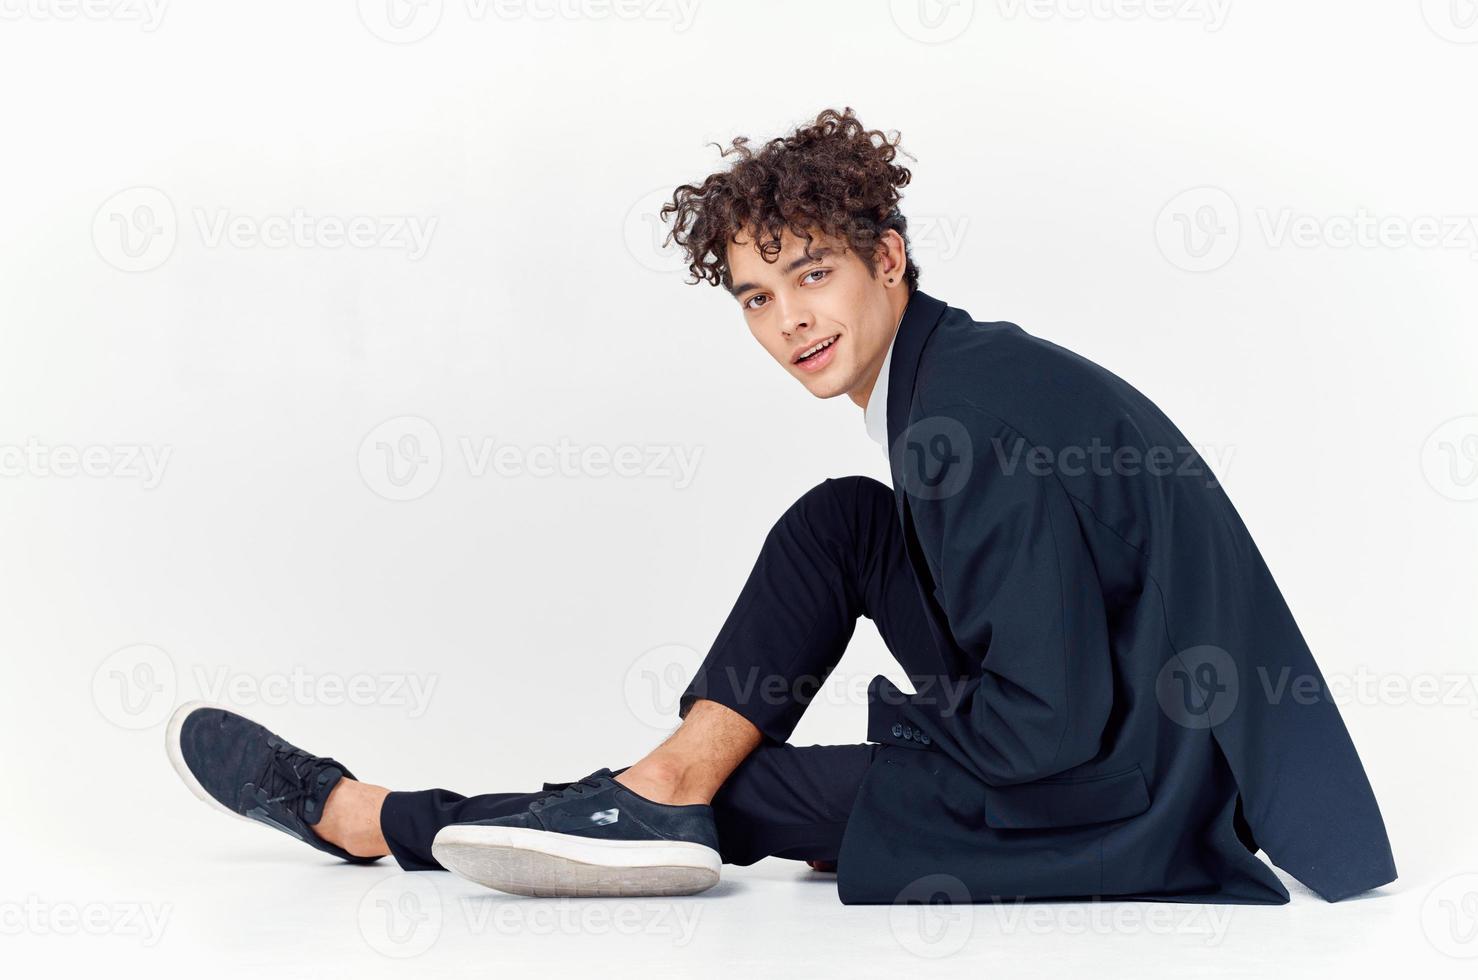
xmin=797 ymin=374 xmax=855 ymax=400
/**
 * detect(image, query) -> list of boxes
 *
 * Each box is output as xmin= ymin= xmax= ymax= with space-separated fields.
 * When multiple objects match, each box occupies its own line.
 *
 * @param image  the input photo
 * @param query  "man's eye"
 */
xmin=745 ymin=294 xmax=768 ymax=311
xmin=803 ymin=269 xmax=829 ymax=284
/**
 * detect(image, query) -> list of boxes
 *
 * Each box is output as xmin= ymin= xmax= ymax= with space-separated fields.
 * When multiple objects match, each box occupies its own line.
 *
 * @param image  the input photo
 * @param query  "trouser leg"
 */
xmin=378 ymin=742 xmax=878 ymax=871
xmin=679 ymin=475 xmax=940 ymax=743
xmin=380 ymin=475 xmax=934 ymax=872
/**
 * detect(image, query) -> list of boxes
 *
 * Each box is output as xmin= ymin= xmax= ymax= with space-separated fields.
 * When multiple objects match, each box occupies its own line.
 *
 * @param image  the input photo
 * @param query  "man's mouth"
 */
xmin=793 ymin=334 xmax=840 ymax=373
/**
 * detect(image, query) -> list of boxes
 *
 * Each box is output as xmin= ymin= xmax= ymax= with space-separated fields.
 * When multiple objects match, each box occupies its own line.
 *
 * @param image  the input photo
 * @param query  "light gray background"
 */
xmin=2 ymin=1 xmax=1476 ymax=976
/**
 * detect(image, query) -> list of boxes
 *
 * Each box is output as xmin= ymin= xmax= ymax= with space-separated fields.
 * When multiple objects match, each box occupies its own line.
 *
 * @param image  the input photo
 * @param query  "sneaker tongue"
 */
xmin=299 ymin=764 xmax=345 ymax=826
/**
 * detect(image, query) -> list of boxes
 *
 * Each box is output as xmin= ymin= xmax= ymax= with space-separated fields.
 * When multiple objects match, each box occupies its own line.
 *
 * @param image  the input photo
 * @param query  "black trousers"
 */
xmin=379 ymin=476 xmax=940 ymax=872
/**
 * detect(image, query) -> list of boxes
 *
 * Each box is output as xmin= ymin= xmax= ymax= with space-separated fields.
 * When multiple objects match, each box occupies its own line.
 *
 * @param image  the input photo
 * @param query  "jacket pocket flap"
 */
xmin=982 ymin=764 xmax=1150 ymax=830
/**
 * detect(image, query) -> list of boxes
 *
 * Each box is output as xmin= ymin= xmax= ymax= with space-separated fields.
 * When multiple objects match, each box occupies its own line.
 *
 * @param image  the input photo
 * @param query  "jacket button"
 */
xmin=920 ymin=733 xmax=931 ymax=745
xmin=903 ymin=726 xmax=913 ymax=740
xmin=891 ymin=723 xmax=903 ymax=738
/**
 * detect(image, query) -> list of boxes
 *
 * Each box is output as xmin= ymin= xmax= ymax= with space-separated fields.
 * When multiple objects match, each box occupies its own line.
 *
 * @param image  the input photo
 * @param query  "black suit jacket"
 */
xmin=834 ymin=289 xmax=1397 ymax=905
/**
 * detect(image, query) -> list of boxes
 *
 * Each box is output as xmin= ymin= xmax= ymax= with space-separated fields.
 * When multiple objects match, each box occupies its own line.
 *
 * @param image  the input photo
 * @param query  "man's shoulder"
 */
xmin=915 ymin=307 xmax=1159 ymax=448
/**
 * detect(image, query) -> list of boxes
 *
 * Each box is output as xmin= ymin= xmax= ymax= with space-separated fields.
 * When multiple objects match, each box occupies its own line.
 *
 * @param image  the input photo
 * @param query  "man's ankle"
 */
xmin=315 ymin=778 xmax=392 ymax=858
xmin=614 ymin=758 xmax=711 ymax=806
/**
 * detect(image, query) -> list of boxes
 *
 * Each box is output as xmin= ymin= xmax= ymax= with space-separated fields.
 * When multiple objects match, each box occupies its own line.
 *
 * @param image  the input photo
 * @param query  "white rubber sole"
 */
xmin=431 ymin=824 xmax=721 ymax=898
xmin=165 ymin=699 xmax=261 ymax=826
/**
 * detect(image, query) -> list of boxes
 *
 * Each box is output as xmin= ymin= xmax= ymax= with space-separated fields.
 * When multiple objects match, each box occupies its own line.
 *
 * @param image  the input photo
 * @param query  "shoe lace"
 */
xmin=528 ymin=774 xmax=607 ymax=812
xmin=259 ymin=741 xmax=346 ymax=811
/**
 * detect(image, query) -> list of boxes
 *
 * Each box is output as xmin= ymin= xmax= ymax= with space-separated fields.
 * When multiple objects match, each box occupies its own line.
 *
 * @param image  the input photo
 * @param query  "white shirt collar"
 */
xmin=864 ymin=305 xmax=906 ymax=454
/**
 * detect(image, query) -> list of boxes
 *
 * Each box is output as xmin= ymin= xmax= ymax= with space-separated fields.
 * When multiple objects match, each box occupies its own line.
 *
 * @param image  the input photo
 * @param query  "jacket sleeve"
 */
xmin=868 ymin=404 xmax=1114 ymax=786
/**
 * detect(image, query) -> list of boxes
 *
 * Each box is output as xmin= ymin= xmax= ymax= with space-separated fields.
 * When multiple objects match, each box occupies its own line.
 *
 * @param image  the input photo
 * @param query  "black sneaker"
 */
xmin=165 ymin=701 xmax=381 ymax=864
xmin=431 ymin=768 xmax=721 ymax=897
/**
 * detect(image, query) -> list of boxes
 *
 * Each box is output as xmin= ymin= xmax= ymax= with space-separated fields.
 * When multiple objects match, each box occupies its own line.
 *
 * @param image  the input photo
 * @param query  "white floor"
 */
xmin=4 ymin=826 xmax=1472 ymax=979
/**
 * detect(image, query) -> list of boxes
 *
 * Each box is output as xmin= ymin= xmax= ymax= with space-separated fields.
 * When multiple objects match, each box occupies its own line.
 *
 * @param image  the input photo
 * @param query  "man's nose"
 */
xmin=778 ymin=300 xmax=813 ymax=338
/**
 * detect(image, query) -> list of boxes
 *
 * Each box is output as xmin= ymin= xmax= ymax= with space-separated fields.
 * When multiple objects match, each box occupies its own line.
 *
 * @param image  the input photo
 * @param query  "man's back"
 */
xmin=839 ymin=292 xmax=1397 ymax=905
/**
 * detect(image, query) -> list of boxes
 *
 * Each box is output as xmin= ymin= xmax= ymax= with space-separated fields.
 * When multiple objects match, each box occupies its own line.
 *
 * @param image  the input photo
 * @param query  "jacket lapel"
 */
xmin=883 ymin=288 xmax=949 ymax=528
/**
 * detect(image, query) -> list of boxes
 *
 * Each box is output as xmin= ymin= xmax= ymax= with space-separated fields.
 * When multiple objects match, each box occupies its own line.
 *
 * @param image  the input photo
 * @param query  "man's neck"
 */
xmin=850 ymin=291 xmax=910 ymax=412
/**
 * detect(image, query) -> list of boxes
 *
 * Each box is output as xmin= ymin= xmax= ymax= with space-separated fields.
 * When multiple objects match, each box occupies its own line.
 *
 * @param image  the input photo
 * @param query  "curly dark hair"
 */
xmin=659 ymin=107 xmax=920 ymax=295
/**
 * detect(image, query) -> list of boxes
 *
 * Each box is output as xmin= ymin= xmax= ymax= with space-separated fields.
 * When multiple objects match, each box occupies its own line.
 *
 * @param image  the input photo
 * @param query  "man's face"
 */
xmin=726 ymin=227 xmax=907 ymax=406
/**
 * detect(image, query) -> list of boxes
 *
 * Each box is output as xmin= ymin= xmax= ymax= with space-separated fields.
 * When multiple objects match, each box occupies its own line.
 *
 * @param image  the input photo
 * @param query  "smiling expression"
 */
xmin=726 ymin=226 xmax=910 ymax=411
